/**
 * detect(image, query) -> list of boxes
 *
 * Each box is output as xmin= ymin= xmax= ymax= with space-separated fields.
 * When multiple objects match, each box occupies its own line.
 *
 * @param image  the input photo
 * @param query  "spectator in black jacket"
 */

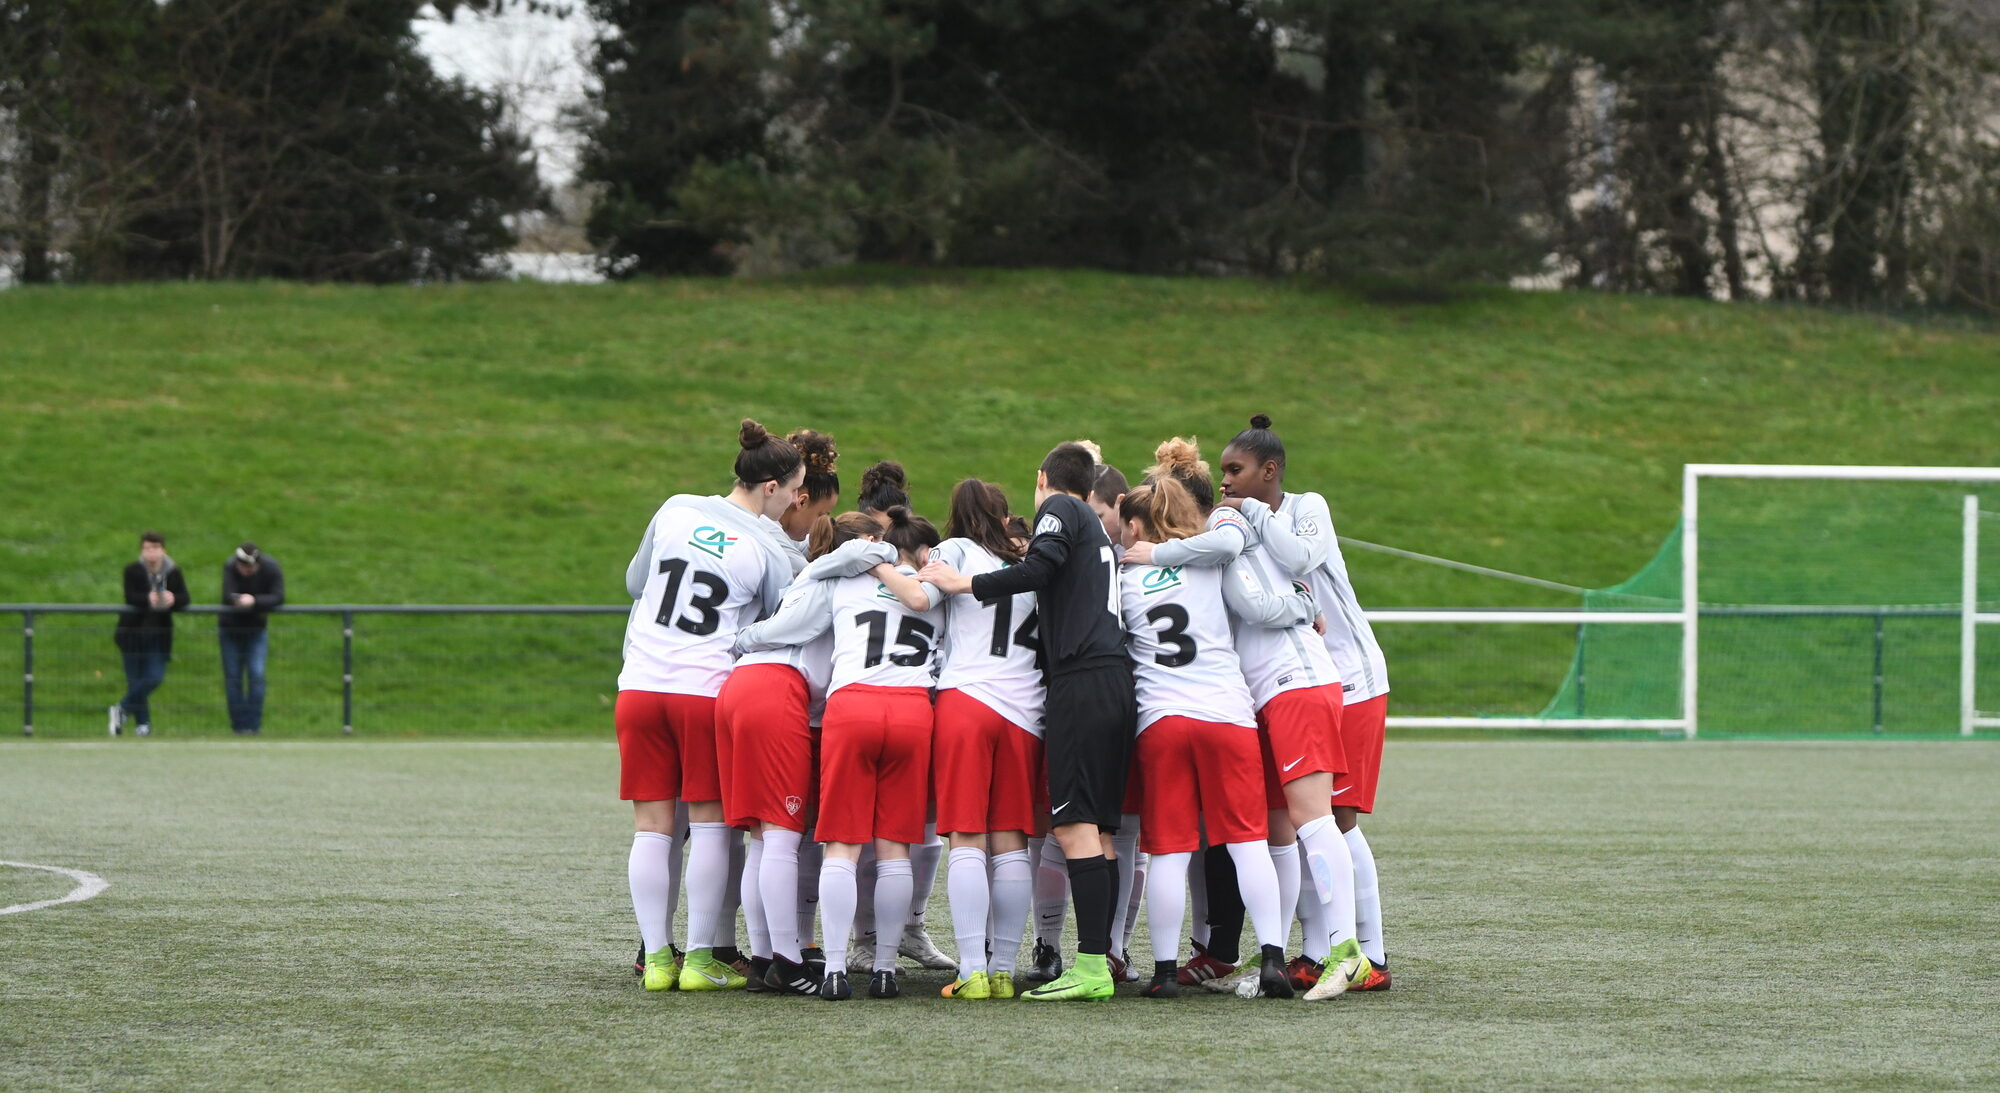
xmin=111 ymin=530 xmax=190 ymax=737
xmin=219 ymin=542 xmax=284 ymax=735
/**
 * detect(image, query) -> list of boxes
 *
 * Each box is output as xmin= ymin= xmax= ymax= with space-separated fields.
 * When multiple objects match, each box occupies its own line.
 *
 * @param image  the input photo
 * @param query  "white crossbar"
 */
xmin=1691 ymin=464 xmax=2000 ymax=482
xmin=1366 ymin=610 xmax=1679 ymax=625
xmin=1387 ymin=717 xmax=1686 ymax=730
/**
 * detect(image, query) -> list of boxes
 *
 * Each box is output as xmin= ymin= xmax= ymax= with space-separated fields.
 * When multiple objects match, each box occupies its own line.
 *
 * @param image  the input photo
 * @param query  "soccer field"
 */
xmin=4 ymin=741 xmax=1996 ymax=1091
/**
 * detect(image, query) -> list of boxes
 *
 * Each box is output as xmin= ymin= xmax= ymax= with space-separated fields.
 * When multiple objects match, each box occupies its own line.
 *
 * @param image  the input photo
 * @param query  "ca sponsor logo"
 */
xmin=784 ymin=795 xmax=803 ymax=816
xmin=875 ymin=582 xmax=898 ymax=600
xmin=688 ymin=526 xmax=738 ymax=559
xmin=1141 ymin=566 xmax=1184 ymax=595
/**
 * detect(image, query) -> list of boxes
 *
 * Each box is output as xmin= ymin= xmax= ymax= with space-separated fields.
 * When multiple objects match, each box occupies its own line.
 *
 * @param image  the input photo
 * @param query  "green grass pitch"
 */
xmin=5 ymin=739 xmax=1997 ymax=1090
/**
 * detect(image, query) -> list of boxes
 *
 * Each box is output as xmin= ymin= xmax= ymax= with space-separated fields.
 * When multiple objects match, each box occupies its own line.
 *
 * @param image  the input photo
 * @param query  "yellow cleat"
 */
xmin=942 ymin=970 xmax=991 ymax=999
xmin=642 ymin=947 xmax=679 ymax=992
xmin=678 ymin=948 xmax=748 ymax=992
xmin=988 ymin=971 xmax=1015 ymax=999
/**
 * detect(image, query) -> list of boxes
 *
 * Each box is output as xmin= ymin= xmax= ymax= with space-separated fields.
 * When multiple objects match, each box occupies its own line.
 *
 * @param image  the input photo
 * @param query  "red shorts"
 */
xmin=1331 ymin=693 xmax=1387 ymax=813
xmin=1137 ymin=717 xmax=1266 ymax=854
xmin=616 ymin=690 xmax=719 ymax=803
xmin=932 ymin=690 xmax=1045 ymax=837
xmin=815 ymin=685 xmax=933 ymax=846
xmin=1258 ymin=685 xmax=1349 ymax=809
xmin=716 ymin=663 xmax=814 ymax=832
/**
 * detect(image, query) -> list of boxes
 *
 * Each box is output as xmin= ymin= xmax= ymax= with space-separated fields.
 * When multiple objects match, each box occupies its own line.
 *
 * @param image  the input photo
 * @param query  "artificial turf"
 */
xmin=4 ymin=739 xmax=1996 ymax=1090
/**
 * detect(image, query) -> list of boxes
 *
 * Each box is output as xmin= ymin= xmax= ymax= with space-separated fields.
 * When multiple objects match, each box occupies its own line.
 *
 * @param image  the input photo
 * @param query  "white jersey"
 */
xmin=1229 ymin=537 xmax=1341 ymax=709
xmin=1238 ymin=491 xmax=1389 ymax=703
xmin=929 ymin=538 xmax=1045 ymax=736
xmin=1120 ymin=563 xmax=1256 ymax=732
xmin=618 ymin=497 xmax=787 ymax=696
xmin=826 ymin=567 xmax=945 ymax=692
xmin=736 ymin=630 xmax=837 ymax=724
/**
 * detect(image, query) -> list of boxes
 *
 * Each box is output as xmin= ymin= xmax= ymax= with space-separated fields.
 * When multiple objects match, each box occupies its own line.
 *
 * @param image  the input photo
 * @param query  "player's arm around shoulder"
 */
xmin=1139 ymin=508 xmax=1248 ymax=568
xmin=1222 ymin=555 xmax=1316 ymax=628
xmin=732 ymin=578 xmax=836 ymax=654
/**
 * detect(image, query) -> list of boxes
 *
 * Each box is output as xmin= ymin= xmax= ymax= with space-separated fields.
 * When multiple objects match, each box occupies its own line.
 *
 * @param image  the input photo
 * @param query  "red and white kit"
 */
xmin=928 ymin=537 xmax=1047 ymax=837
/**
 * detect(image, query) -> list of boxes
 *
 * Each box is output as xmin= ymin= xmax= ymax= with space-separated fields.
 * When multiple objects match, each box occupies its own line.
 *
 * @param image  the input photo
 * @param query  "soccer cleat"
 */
xmin=1177 ymin=939 xmax=1236 ymax=987
xmin=634 ymin=942 xmax=646 ymax=977
xmin=802 ymin=945 xmax=827 ymax=980
xmin=848 ymin=933 xmax=878 ymax=973
xmin=641 ymin=947 xmax=679 ymax=992
xmin=987 ymin=971 xmax=1016 ymax=999
xmin=820 ymin=970 xmax=852 ymax=1001
xmin=764 ymin=955 xmax=820 ymax=996
xmin=721 ymin=950 xmax=760 ymax=987
xmin=1254 ymin=945 xmax=1294 ymax=999
xmin=1027 ymin=940 xmax=1064 ymax=983
xmin=108 ymin=705 xmax=123 ymax=737
xmin=1302 ymin=939 xmax=1367 ymax=1001
xmin=1208 ymin=966 xmax=1258 ymax=995
xmin=1350 ymin=958 xmax=1391 ymax=991
xmin=868 ymin=969 xmax=900 ymax=999
xmin=1117 ymin=950 xmax=1140 ymax=982
xmin=677 ymin=949 xmax=748 ymax=992
xmin=1106 ymin=951 xmax=1128 ymax=983
xmin=899 ymin=924 xmax=955 ymax=970
xmin=1286 ymin=955 xmax=1324 ymax=992
xmin=744 ymin=955 xmax=773 ymax=993
xmin=135 ymin=724 xmax=151 ymax=737
xmin=1021 ymin=954 xmax=1115 ymax=1002
xmin=941 ymin=970 xmax=991 ymax=1000
xmin=1142 ymin=972 xmax=1181 ymax=999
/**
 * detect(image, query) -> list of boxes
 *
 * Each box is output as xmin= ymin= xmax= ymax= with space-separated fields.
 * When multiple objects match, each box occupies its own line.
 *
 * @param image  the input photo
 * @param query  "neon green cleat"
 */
xmin=1021 ymin=953 xmax=1115 ymax=1002
xmin=942 ymin=970 xmax=991 ymax=999
xmin=677 ymin=948 xmax=748 ymax=992
xmin=642 ymin=947 xmax=679 ymax=992
xmin=1302 ymin=939 xmax=1366 ymax=1001
xmin=988 ymin=971 xmax=1015 ymax=999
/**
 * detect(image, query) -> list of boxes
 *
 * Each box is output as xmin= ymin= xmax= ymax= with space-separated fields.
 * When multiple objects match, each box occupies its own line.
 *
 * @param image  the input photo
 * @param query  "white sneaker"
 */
xmin=108 ymin=705 xmax=123 ymax=736
xmin=899 ymin=924 xmax=956 ymax=970
xmin=1302 ymin=941 xmax=1366 ymax=1001
xmin=135 ymin=724 xmax=152 ymax=738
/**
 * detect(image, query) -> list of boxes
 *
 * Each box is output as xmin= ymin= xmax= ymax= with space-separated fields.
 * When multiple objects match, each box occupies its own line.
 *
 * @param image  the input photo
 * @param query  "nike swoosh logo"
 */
xmin=1052 ymin=801 xmax=1070 ymax=813
xmin=1282 ymin=757 xmax=1305 ymax=772
xmin=697 ymin=969 xmax=730 ymax=986
xmin=1330 ymin=786 xmax=1353 ymax=796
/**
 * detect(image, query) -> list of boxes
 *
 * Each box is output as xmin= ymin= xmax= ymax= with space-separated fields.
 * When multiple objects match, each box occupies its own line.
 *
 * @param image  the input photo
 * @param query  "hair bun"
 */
xmin=883 ymin=504 xmax=913 ymax=527
xmin=739 ymin=418 xmax=771 ymax=450
xmin=789 ymin=428 xmax=838 ymax=474
xmin=861 ymin=461 xmax=906 ymax=492
xmin=1153 ymin=437 xmax=1201 ymax=473
xmin=1070 ymin=438 xmax=1105 ymax=465
xmin=1249 ymin=413 xmax=1273 ymax=430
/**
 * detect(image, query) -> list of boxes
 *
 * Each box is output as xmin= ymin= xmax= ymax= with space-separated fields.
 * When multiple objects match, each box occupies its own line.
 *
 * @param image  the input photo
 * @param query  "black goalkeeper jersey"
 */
xmin=970 ymin=492 xmax=1125 ymax=676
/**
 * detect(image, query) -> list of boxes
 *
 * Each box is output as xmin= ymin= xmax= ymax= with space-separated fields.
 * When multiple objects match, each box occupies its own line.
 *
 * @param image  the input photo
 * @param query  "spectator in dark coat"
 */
xmin=112 ymin=530 xmax=190 ymax=737
xmin=219 ymin=542 xmax=284 ymax=734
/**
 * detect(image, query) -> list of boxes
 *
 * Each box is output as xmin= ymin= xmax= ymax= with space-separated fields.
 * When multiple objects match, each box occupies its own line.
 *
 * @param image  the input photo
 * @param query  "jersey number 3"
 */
xmin=1145 ymin=603 xmax=1196 ymax=667
xmin=655 ymin=558 xmax=727 ymax=636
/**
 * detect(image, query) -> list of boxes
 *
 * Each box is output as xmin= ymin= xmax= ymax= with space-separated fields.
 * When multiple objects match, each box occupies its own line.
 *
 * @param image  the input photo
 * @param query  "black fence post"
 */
xmin=1871 ymin=612 xmax=1885 ymax=736
xmin=342 ymin=610 xmax=354 ymax=736
xmin=21 ymin=609 xmax=33 ymax=737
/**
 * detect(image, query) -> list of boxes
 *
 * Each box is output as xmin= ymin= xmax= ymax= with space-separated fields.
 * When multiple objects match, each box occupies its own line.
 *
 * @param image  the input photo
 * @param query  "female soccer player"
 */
xmin=921 ymin=480 xmax=1046 ymax=1001
xmin=1219 ymin=414 xmax=1389 ymax=997
xmin=620 ymin=419 xmax=803 ymax=993
xmin=1117 ymin=474 xmax=1320 ymax=999
xmin=732 ymin=506 xmax=945 ymax=1001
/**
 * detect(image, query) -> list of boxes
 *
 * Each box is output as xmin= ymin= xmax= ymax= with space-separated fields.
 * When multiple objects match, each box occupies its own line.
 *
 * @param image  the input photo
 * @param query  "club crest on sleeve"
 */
xmin=1292 ymin=580 xmax=1312 ymax=596
xmin=688 ymin=526 xmax=738 ymax=559
xmin=1035 ymin=513 xmax=1063 ymax=537
xmin=1141 ymin=566 xmax=1184 ymax=594
xmin=1296 ymin=518 xmax=1319 ymax=536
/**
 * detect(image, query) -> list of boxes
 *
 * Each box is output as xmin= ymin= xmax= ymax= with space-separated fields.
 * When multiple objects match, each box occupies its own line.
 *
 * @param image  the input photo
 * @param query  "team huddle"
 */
xmin=617 ymin=416 xmax=1390 ymax=1002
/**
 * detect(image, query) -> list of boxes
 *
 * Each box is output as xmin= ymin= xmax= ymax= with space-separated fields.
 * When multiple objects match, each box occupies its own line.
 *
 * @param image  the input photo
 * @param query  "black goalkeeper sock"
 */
xmin=1203 ymin=843 xmax=1244 ymax=965
xmin=1066 ymin=855 xmax=1114 ymax=956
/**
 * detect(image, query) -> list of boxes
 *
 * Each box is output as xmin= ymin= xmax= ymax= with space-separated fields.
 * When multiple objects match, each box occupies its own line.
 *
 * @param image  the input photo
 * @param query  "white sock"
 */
xmin=741 ymin=836 xmax=769 ymax=959
xmin=989 ymin=849 xmax=1032 ymax=974
xmin=1346 ymin=825 xmax=1385 ymax=964
xmin=1124 ymin=852 xmax=1148 ymax=953
xmin=716 ymin=828 xmax=744 ymax=952
xmin=796 ymin=833 xmax=823 ymax=950
xmin=1296 ymin=846 xmax=1332 ymax=962
xmin=1298 ymin=815 xmax=1357 ymax=951
xmin=628 ymin=831 xmax=674 ymax=954
xmin=872 ymin=858 xmax=914 ymax=972
xmin=1034 ymin=833 xmax=1068 ymax=946
xmin=1227 ymin=840 xmax=1286 ymax=952
xmin=1109 ymin=820 xmax=1141 ymax=955
xmin=760 ymin=828 xmax=800 ymax=956
xmin=1270 ymin=840 xmax=1301 ymax=955
xmin=682 ymin=822 xmax=732 ymax=952
xmin=947 ymin=847 xmax=990 ymax=978
xmin=819 ymin=857 xmax=858 ymax=976
xmin=1187 ymin=846 xmax=1210 ymax=948
xmin=1145 ymin=851 xmax=1191 ymax=963
xmin=909 ymin=825 xmax=943 ymax=929
xmin=664 ymin=804 xmax=690 ymax=937
xmin=853 ymin=844 xmax=878 ymax=950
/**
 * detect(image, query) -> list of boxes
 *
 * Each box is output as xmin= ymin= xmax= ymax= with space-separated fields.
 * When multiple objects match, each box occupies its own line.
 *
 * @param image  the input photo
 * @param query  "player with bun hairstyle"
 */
xmin=620 ymin=419 xmax=805 ymax=993
xmin=857 ymin=461 xmax=911 ymax=523
xmin=733 ymin=505 xmax=946 ymax=1001
xmin=914 ymin=480 xmax=1046 ymax=1000
xmin=1216 ymin=413 xmax=1379 ymax=999
xmin=1117 ymin=475 xmax=1321 ymax=999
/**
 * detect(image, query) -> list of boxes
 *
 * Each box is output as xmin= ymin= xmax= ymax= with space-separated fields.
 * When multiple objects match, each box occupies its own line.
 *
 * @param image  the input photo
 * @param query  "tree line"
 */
xmin=6 ymin=1 xmax=1999 ymax=310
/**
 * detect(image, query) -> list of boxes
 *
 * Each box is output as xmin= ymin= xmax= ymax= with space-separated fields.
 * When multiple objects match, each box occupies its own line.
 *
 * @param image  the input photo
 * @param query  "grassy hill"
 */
xmin=4 ymin=271 xmax=1997 ymax=735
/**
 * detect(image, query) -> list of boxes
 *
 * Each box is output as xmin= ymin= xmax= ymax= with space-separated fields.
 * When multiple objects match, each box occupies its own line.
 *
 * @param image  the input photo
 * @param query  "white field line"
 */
xmin=0 ymin=861 xmax=108 ymax=915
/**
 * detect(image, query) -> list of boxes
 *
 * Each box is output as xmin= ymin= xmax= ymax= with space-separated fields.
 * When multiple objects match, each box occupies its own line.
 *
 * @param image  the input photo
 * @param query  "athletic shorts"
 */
xmin=716 ymin=663 xmax=814 ymax=832
xmin=1331 ymin=693 xmax=1388 ymax=813
xmin=1257 ymin=684 xmax=1348 ymax=809
xmin=615 ymin=689 xmax=719 ymax=803
xmin=815 ymin=684 xmax=933 ymax=846
xmin=933 ymin=689 xmax=1044 ymax=837
xmin=1044 ymin=660 xmax=1137 ymax=833
xmin=1137 ymin=717 xmax=1266 ymax=854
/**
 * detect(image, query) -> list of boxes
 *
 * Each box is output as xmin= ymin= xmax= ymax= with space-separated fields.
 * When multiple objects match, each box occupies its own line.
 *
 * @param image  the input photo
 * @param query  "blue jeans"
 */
xmin=219 ymin=629 xmax=270 ymax=731
xmin=119 ymin=649 xmax=168 ymax=725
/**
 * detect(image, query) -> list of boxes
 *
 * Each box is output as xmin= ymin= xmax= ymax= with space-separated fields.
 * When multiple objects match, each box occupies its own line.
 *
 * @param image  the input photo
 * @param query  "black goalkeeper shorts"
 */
xmin=1043 ymin=659 xmax=1137 ymax=833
